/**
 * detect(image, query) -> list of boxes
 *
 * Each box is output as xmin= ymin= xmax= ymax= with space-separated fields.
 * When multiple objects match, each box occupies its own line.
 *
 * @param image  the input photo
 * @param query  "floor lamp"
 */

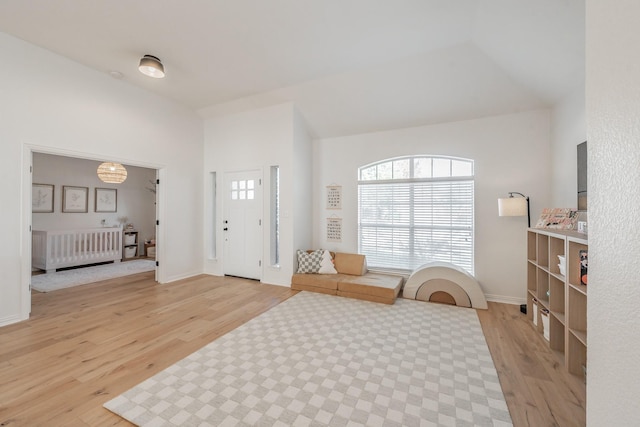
xmin=498 ymin=192 xmax=530 ymax=227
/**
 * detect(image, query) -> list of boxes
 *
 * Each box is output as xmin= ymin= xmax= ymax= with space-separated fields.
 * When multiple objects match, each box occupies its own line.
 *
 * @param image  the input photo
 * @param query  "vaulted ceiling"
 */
xmin=0 ymin=0 xmax=584 ymax=138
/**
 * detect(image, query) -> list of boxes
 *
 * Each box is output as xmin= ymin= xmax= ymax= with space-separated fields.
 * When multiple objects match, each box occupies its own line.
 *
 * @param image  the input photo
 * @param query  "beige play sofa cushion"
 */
xmin=333 ymin=252 xmax=367 ymax=276
xmin=291 ymin=271 xmax=341 ymax=291
xmin=291 ymin=251 xmax=403 ymax=304
xmin=338 ymin=273 xmax=402 ymax=300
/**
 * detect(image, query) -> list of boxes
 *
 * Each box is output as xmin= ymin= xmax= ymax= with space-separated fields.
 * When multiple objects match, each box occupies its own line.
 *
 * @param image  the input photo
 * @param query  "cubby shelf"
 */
xmin=123 ymin=230 xmax=139 ymax=259
xmin=526 ymin=228 xmax=587 ymax=379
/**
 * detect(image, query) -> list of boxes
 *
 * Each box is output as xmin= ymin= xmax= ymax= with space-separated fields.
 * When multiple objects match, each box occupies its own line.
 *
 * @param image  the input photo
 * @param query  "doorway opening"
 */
xmin=23 ymin=146 xmax=164 ymax=314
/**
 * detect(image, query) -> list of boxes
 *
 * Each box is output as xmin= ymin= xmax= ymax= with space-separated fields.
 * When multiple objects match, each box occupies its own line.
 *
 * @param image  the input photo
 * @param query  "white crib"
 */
xmin=32 ymin=227 xmax=123 ymax=273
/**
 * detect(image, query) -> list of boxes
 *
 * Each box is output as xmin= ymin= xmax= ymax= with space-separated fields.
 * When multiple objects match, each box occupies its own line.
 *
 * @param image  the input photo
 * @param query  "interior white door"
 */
xmin=223 ymin=170 xmax=262 ymax=280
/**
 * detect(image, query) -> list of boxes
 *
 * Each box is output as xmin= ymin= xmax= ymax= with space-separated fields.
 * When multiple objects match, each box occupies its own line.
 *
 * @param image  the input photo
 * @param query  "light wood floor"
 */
xmin=478 ymin=303 xmax=586 ymax=427
xmin=0 ymin=274 xmax=585 ymax=426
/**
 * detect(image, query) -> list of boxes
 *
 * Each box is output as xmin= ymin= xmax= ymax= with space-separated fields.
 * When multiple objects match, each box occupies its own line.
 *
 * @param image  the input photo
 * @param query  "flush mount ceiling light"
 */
xmin=138 ymin=54 xmax=165 ymax=78
xmin=97 ymin=162 xmax=128 ymax=184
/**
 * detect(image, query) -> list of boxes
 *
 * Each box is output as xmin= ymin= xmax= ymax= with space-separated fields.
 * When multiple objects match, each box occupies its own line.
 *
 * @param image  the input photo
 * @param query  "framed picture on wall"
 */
xmin=95 ymin=188 xmax=117 ymax=212
xmin=62 ymin=185 xmax=88 ymax=213
xmin=326 ymin=216 xmax=342 ymax=242
xmin=32 ymin=183 xmax=54 ymax=213
xmin=326 ymin=185 xmax=342 ymax=209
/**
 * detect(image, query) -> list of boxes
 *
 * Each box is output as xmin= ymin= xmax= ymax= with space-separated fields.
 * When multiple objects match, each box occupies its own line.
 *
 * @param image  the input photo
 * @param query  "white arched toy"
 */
xmin=403 ymin=261 xmax=488 ymax=309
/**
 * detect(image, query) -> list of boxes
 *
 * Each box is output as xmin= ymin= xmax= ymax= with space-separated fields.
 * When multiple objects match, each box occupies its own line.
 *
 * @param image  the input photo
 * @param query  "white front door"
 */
xmin=223 ymin=170 xmax=262 ymax=280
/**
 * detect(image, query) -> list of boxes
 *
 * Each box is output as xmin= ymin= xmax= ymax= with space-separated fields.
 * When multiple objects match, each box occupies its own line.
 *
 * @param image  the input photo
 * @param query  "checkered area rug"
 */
xmin=104 ymin=292 xmax=512 ymax=426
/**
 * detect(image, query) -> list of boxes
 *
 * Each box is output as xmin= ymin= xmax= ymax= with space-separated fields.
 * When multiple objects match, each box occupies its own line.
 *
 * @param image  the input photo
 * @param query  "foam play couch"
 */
xmin=291 ymin=250 xmax=404 ymax=304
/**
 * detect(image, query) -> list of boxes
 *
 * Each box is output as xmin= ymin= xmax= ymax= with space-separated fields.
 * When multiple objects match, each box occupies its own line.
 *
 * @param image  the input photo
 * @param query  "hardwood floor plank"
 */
xmin=1 ymin=273 xmax=296 ymax=426
xmin=478 ymin=302 xmax=586 ymax=427
xmin=477 ymin=308 xmax=548 ymax=427
xmin=0 ymin=274 xmax=584 ymax=426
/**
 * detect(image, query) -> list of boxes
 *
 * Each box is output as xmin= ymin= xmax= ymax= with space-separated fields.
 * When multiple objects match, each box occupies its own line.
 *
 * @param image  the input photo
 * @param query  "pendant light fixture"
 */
xmin=97 ymin=162 xmax=128 ymax=184
xmin=138 ymin=54 xmax=165 ymax=78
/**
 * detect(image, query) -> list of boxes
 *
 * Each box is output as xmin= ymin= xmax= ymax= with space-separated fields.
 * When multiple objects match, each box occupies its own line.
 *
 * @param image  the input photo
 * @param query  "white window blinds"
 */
xmin=358 ymin=156 xmax=474 ymax=274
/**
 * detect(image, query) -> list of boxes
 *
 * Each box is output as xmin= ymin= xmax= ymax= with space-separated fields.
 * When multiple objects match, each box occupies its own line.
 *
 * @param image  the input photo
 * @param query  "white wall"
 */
xmin=586 ymin=1 xmax=640 ymax=424
xmin=550 ymin=88 xmax=586 ymax=207
xmin=313 ymin=110 xmax=551 ymax=303
xmin=202 ymin=103 xmax=312 ymax=286
xmin=0 ymin=32 xmax=204 ymax=326
xmin=292 ymin=108 xmax=314 ymax=265
xmin=32 ymin=153 xmax=157 ymax=251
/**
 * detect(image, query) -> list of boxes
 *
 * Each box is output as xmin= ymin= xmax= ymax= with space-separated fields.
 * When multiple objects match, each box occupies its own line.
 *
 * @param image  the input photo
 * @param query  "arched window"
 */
xmin=358 ymin=155 xmax=474 ymax=274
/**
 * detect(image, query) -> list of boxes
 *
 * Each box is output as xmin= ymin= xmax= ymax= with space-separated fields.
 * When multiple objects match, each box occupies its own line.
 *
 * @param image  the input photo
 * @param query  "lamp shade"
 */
xmin=138 ymin=55 xmax=165 ymax=78
xmin=498 ymin=197 xmax=527 ymax=217
xmin=97 ymin=162 xmax=127 ymax=184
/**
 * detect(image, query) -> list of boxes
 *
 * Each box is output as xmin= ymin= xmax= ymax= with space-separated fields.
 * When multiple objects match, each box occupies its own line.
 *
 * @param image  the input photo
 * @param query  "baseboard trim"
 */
xmin=0 ymin=314 xmax=26 ymax=328
xmin=485 ymin=294 xmax=526 ymax=305
xmin=161 ymin=270 xmax=203 ymax=284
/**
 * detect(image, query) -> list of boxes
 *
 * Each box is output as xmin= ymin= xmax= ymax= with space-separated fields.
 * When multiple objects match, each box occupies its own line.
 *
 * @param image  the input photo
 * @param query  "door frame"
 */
xmin=21 ymin=143 xmax=165 ymax=319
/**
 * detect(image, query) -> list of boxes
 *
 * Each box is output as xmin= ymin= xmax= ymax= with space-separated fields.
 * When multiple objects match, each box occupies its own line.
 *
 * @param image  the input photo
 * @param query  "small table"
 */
xmin=144 ymin=243 xmax=156 ymax=257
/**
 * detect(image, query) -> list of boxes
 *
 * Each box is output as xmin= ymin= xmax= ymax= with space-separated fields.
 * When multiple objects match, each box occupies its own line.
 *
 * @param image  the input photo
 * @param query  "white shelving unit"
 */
xmin=123 ymin=229 xmax=139 ymax=259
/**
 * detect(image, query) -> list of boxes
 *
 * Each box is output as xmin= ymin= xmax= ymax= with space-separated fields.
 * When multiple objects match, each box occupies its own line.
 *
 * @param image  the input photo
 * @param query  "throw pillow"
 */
xmin=296 ymin=249 xmax=323 ymax=273
xmin=318 ymin=249 xmax=338 ymax=274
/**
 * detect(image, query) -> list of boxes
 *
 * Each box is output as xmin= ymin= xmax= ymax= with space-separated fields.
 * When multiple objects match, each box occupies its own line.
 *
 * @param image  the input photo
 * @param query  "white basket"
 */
xmin=541 ymin=309 xmax=550 ymax=341
xmin=125 ymin=247 xmax=137 ymax=258
xmin=124 ymin=234 xmax=136 ymax=245
xmin=557 ymin=254 xmax=566 ymax=267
